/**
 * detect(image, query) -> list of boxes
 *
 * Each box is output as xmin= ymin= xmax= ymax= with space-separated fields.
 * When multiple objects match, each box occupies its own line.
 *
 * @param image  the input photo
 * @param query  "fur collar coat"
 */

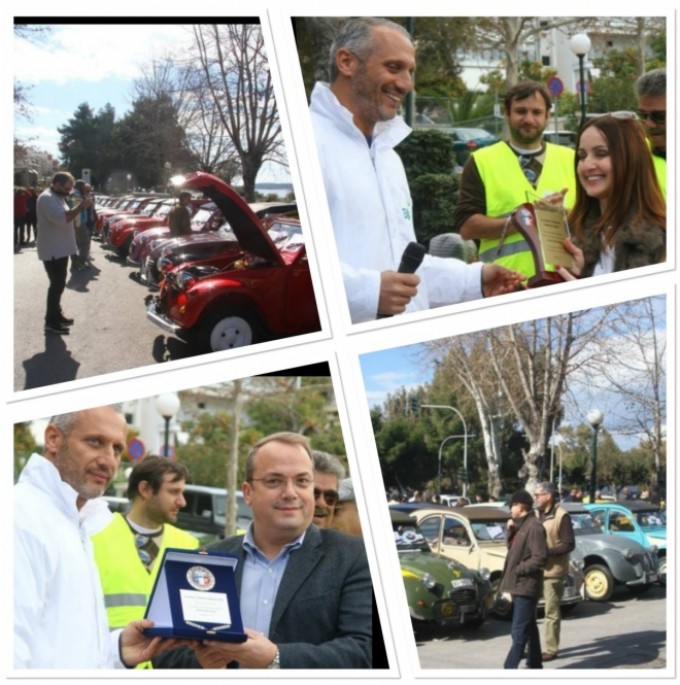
xmin=575 ymin=207 xmax=665 ymax=278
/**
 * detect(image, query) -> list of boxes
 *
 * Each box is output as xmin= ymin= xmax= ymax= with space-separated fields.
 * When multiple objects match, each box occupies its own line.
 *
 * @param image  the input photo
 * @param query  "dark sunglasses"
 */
xmin=637 ymin=109 xmax=666 ymax=125
xmin=314 ymin=487 xmax=339 ymax=507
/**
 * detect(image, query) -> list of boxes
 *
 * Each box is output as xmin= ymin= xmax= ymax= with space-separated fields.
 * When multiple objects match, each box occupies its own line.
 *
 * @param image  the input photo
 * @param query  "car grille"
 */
xmin=449 ymin=587 xmax=478 ymax=604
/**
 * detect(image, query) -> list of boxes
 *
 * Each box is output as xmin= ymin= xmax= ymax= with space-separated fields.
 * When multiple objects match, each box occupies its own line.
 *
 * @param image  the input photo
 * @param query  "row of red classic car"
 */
xmin=95 ymin=172 xmax=321 ymax=352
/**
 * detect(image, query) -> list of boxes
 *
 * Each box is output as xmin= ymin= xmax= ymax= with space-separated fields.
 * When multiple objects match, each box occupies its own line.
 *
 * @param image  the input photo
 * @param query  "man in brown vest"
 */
xmin=168 ymin=191 xmax=192 ymax=237
xmin=534 ymin=481 xmax=575 ymax=661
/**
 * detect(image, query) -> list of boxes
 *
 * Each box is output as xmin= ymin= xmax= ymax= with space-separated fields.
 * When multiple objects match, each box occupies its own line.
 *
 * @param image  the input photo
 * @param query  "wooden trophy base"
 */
xmin=527 ymin=270 xmax=565 ymax=288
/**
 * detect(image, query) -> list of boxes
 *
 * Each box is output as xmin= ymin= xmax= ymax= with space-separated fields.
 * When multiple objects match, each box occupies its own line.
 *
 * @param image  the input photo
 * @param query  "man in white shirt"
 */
xmin=14 ymin=405 xmax=183 ymax=668
xmin=310 ymin=17 xmax=522 ymax=323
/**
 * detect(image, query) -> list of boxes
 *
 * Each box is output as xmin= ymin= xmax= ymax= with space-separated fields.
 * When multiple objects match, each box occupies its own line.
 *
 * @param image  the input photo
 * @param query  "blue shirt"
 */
xmin=240 ymin=525 xmax=305 ymax=636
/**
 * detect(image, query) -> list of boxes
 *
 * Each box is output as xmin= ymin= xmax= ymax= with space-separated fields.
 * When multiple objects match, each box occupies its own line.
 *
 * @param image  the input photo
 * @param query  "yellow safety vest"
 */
xmin=653 ymin=154 xmax=667 ymax=201
xmin=91 ymin=513 xmax=199 ymax=667
xmin=473 ymin=142 xmax=576 ymax=276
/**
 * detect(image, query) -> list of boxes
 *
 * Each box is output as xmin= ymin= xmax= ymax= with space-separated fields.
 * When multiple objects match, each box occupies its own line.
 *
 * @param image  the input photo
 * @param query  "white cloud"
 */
xmin=15 ymin=24 xmax=194 ymax=85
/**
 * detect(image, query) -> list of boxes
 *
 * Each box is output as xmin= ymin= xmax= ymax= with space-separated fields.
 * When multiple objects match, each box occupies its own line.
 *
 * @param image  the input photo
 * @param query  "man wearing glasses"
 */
xmin=533 ymin=482 xmax=575 ymax=662
xmin=312 ymin=450 xmax=345 ymax=527
xmin=455 ymin=81 xmax=576 ymax=280
xmin=635 ymin=68 xmax=666 ymax=199
xmin=155 ymin=432 xmax=371 ymax=668
xmin=90 ymin=456 xmax=198 ymax=646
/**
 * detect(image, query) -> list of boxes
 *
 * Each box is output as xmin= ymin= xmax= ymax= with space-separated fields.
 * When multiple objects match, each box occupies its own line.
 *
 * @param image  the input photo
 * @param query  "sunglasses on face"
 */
xmin=637 ymin=109 xmax=666 ymax=125
xmin=314 ymin=487 xmax=339 ymax=507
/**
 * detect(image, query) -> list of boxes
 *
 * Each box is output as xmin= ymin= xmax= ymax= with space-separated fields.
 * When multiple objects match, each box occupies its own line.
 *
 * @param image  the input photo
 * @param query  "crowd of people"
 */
xmin=310 ymin=17 xmax=666 ymax=322
xmin=14 ymin=407 xmax=373 ymax=669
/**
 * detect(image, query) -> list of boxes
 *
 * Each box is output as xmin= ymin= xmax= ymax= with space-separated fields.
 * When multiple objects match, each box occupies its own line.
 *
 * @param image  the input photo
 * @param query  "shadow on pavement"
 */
xmin=151 ymin=335 xmax=197 ymax=362
xmin=66 ymin=263 xmax=101 ymax=292
xmin=558 ymin=629 xmax=665 ymax=668
xmin=22 ymin=332 xmax=80 ymax=389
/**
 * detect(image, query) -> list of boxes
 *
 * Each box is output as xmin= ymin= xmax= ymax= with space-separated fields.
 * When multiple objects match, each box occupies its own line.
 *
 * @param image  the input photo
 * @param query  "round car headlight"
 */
xmin=622 ymin=547 xmax=635 ymax=561
xmin=158 ymin=256 xmax=174 ymax=273
xmin=177 ymin=271 xmax=196 ymax=290
xmin=421 ymin=573 xmax=436 ymax=591
xmin=477 ymin=566 xmax=491 ymax=582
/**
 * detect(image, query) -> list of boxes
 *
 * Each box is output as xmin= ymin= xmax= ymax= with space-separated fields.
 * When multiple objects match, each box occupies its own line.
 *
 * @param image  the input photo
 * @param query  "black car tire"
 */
xmin=657 ymin=556 xmax=667 ymax=585
xmin=584 ymin=564 xmax=614 ymax=602
xmin=116 ymin=234 xmax=134 ymax=259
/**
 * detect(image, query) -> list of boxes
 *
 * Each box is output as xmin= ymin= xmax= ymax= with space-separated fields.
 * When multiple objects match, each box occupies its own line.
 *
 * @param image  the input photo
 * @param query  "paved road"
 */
xmin=13 ymin=239 xmax=196 ymax=391
xmin=415 ymin=583 xmax=666 ymax=669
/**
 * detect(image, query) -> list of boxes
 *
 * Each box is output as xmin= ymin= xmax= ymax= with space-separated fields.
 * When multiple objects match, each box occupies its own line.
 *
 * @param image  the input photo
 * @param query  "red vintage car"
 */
xmin=94 ymin=196 xmax=137 ymax=237
xmin=146 ymin=172 xmax=319 ymax=351
xmin=136 ymin=202 xmax=297 ymax=288
xmin=106 ymin=197 xmax=206 ymax=258
xmin=128 ymin=202 xmax=224 ymax=267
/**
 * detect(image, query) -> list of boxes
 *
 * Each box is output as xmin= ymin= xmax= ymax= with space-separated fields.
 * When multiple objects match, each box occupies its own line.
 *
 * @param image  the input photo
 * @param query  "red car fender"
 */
xmin=168 ymin=278 xmax=256 ymax=330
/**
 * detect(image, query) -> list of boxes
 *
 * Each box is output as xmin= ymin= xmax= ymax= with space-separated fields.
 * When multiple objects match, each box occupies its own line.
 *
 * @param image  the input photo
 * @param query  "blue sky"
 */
xmin=360 ymin=344 xmax=432 ymax=410
xmin=15 ymin=24 xmax=193 ymax=158
xmin=359 ymin=296 xmax=666 ymax=451
xmin=14 ymin=22 xmax=291 ymax=183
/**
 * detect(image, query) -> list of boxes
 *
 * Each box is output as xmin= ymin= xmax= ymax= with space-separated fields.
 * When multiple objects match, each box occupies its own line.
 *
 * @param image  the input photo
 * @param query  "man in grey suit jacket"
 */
xmin=155 ymin=432 xmax=372 ymax=669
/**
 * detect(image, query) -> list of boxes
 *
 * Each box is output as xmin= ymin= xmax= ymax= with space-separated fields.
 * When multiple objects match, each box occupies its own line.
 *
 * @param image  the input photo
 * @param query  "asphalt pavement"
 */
xmin=415 ymin=583 xmax=666 ymax=669
xmin=13 ymin=239 xmax=197 ymax=392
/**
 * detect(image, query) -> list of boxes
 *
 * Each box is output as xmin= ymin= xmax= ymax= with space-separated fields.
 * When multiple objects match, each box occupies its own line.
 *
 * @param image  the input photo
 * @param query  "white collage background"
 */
xmin=3 ymin=1 xmax=676 ymax=683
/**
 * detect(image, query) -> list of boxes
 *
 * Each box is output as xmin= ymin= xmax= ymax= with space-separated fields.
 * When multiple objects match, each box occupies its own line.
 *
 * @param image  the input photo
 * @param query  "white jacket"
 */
xmin=310 ymin=83 xmax=483 ymax=323
xmin=14 ymin=454 xmax=121 ymax=668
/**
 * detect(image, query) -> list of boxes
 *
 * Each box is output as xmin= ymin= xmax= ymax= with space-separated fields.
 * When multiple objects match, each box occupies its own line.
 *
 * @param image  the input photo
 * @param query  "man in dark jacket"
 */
xmin=499 ymin=489 xmax=548 ymax=669
xmin=154 ymin=432 xmax=372 ymax=669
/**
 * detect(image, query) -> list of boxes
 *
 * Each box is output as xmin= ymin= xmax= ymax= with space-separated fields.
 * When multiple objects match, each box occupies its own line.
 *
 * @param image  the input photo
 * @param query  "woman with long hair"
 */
xmin=557 ymin=114 xmax=665 ymax=279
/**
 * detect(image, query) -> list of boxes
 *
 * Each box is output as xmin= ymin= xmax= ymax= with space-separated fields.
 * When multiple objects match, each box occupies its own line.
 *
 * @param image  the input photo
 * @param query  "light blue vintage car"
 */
xmin=563 ymin=503 xmax=659 ymax=601
xmin=584 ymin=501 xmax=666 ymax=584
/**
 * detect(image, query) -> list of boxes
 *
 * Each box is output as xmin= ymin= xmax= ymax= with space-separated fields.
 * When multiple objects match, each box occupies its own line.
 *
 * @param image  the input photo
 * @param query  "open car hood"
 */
xmin=177 ymin=172 xmax=283 ymax=265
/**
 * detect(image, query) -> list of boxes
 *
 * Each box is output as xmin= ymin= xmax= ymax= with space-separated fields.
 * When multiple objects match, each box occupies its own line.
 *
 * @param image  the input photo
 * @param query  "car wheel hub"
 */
xmin=210 ymin=316 xmax=253 ymax=350
xmin=585 ymin=571 xmax=607 ymax=598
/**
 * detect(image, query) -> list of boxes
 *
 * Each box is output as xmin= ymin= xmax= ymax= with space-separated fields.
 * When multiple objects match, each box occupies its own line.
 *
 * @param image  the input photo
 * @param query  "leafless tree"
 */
xmin=474 ymin=17 xmax=596 ymax=87
xmin=133 ymin=56 xmax=242 ymax=181
xmin=425 ymin=307 xmax=615 ymax=495
xmin=564 ymin=296 xmax=666 ymax=486
xmin=192 ymin=24 xmax=286 ymax=201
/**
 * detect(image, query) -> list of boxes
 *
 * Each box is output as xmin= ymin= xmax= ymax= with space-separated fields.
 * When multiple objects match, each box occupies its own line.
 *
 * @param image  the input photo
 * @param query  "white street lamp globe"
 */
xmin=570 ymin=33 xmax=591 ymax=57
xmin=156 ymin=393 xmax=181 ymax=419
xmin=587 ymin=408 xmax=604 ymax=428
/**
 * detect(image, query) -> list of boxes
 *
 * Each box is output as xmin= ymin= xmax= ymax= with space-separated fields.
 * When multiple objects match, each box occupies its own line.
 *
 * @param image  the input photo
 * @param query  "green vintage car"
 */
xmin=391 ymin=509 xmax=494 ymax=630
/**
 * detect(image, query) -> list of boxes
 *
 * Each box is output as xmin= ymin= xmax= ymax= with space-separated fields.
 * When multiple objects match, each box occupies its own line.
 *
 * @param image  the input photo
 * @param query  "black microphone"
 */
xmin=398 ymin=241 xmax=426 ymax=274
xmin=378 ymin=242 xmax=426 ymax=319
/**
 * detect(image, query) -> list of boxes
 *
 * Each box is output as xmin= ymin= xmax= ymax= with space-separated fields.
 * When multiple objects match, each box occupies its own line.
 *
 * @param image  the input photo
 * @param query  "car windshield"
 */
xmin=393 ymin=524 xmax=431 ymax=553
xmin=635 ymin=510 xmax=664 ymax=527
xmin=570 ymin=512 xmax=604 ymax=535
xmin=140 ymin=202 xmax=163 ymax=217
xmin=154 ymin=204 xmax=173 ymax=219
xmin=468 ymin=519 xmax=507 ymax=540
xmin=456 ymin=128 xmax=493 ymax=141
xmin=191 ymin=208 xmax=216 ymax=226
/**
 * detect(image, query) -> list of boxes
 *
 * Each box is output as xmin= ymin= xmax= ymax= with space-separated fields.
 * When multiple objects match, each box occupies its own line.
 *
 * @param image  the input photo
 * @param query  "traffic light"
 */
xmin=410 ymin=396 xmax=420 ymax=415
xmin=457 ymin=467 xmax=468 ymax=483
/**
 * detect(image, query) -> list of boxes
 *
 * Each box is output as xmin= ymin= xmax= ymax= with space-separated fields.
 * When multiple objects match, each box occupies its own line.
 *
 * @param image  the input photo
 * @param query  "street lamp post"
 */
xmin=437 ymin=434 xmax=468 ymax=497
xmin=570 ymin=33 xmax=591 ymax=127
xmin=422 ymin=404 xmax=469 ymax=497
xmin=156 ymin=393 xmax=181 ymax=457
xmin=587 ymin=408 xmax=604 ymax=503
